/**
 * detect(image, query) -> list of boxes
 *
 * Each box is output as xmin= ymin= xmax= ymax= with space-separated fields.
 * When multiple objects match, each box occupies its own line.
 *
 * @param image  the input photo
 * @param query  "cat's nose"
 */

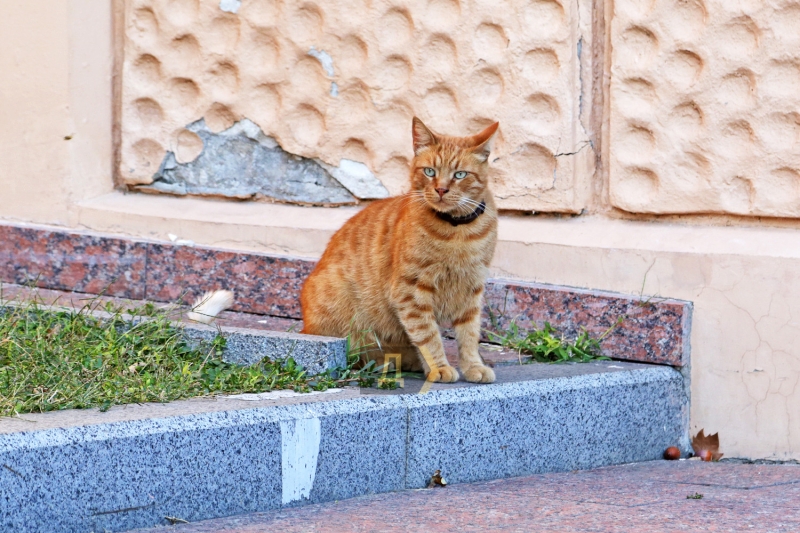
xmin=435 ymin=188 xmax=449 ymax=199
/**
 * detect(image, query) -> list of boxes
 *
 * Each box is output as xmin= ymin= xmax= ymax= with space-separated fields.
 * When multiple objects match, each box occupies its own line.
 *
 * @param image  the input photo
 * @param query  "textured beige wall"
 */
xmin=609 ymin=0 xmax=800 ymax=216
xmin=496 ymin=216 xmax=800 ymax=461
xmin=3 ymin=0 xmax=800 ymax=460
xmin=0 ymin=0 xmax=114 ymax=226
xmin=120 ymin=0 xmax=595 ymax=212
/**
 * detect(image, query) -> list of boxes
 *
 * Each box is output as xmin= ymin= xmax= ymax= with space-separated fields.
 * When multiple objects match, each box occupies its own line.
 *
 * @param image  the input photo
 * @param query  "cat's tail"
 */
xmin=186 ymin=290 xmax=234 ymax=324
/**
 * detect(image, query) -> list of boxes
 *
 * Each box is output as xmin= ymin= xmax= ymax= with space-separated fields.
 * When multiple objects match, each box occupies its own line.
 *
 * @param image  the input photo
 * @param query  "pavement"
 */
xmin=130 ymin=460 xmax=800 ymax=533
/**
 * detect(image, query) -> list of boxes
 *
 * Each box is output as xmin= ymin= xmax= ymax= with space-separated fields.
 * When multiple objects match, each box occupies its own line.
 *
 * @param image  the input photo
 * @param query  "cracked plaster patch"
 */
xmin=140 ymin=119 xmax=363 ymax=206
xmin=321 ymin=158 xmax=389 ymax=200
xmin=308 ymin=47 xmax=339 ymax=97
xmin=308 ymin=47 xmax=335 ymax=77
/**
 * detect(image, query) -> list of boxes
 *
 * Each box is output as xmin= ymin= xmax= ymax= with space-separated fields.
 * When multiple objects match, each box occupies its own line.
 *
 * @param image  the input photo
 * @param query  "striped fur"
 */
xmin=300 ymin=118 xmax=499 ymax=383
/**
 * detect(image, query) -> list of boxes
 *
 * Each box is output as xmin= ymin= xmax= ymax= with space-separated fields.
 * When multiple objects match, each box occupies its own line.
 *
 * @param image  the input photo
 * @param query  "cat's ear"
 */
xmin=412 ymin=117 xmax=438 ymax=155
xmin=470 ymin=122 xmax=500 ymax=163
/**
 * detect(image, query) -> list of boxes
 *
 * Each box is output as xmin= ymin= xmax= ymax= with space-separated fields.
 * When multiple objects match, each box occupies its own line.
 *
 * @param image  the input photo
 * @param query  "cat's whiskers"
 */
xmin=407 ymin=191 xmax=439 ymax=209
xmin=408 ymin=191 xmax=484 ymax=216
xmin=406 ymin=193 xmax=430 ymax=207
xmin=458 ymin=198 xmax=482 ymax=208
xmin=456 ymin=202 xmax=476 ymax=216
xmin=456 ymin=195 xmax=482 ymax=205
xmin=454 ymin=196 xmax=483 ymax=215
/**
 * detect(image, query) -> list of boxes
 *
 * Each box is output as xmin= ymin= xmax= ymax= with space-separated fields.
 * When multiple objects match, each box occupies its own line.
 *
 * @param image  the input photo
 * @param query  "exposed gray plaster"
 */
xmin=319 ymin=158 xmax=390 ymax=200
xmin=143 ymin=119 xmax=389 ymax=205
xmin=307 ymin=47 xmax=335 ymax=77
xmin=307 ymin=48 xmax=340 ymax=98
xmin=147 ymin=119 xmax=358 ymax=206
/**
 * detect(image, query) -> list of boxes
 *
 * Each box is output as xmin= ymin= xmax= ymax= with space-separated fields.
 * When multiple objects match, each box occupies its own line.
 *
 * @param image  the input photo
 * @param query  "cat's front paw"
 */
xmin=427 ymin=365 xmax=459 ymax=383
xmin=462 ymin=364 xmax=495 ymax=384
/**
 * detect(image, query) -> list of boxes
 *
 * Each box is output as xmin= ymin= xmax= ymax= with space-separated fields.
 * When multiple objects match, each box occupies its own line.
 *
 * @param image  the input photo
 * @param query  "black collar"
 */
xmin=435 ymin=200 xmax=486 ymax=226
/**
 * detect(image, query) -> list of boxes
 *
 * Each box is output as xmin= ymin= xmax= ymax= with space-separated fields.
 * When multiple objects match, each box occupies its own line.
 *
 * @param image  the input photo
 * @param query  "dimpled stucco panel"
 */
xmin=610 ymin=0 xmax=800 ymax=216
xmin=121 ymin=0 xmax=594 ymax=212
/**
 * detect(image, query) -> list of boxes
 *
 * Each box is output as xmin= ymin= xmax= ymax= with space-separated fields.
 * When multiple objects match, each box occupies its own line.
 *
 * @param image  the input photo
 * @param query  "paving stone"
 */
xmin=0 ymin=362 xmax=685 ymax=533
xmin=0 ymin=396 xmax=407 ymax=533
xmin=125 ymin=462 xmax=800 ymax=533
xmin=0 ymin=410 xmax=284 ymax=533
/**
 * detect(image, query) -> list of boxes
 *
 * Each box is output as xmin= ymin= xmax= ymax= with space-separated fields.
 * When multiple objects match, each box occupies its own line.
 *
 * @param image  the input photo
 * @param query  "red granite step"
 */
xmin=0 ymin=283 xmax=523 ymax=367
xmin=0 ymin=223 xmax=691 ymax=366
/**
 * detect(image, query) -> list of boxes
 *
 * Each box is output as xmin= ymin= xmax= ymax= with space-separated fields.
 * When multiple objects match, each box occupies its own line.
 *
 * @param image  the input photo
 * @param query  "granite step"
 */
xmin=0 ymin=283 xmax=534 ymax=368
xmin=0 ymin=284 xmax=347 ymax=375
xmin=0 ymin=360 xmax=687 ymax=533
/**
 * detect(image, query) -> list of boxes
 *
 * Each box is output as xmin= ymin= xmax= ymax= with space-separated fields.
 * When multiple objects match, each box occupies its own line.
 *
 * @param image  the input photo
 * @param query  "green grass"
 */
xmin=486 ymin=320 xmax=614 ymax=363
xmin=0 ymin=298 xmax=390 ymax=417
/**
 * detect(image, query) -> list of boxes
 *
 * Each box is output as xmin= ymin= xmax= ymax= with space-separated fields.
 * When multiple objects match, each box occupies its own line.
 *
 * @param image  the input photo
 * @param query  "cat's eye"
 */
xmin=454 ymin=171 xmax=468 ymax=179
xmin=423 ymin=167 xmax=436 ymax=177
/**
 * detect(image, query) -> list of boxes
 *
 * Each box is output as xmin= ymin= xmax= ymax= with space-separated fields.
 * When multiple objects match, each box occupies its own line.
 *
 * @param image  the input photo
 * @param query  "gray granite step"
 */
xmin=0 ymin=361 xmax=688 ymax=533
xmin=0 ymin=302 xmax=347 ymax=376
xmin=180 ymin=322 xmax=346 ymax=375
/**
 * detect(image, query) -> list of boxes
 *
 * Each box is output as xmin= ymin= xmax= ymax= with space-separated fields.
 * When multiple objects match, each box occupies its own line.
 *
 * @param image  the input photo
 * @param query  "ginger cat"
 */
xmin=300 ymin=118 xmax=499 ymax=383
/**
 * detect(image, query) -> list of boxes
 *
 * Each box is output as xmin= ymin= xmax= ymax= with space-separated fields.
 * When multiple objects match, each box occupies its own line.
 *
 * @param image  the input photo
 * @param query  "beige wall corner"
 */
xmin=495 ymin=216 xmax=800 ymax=460
xmin=67 ymin=0 xmax=116 ymax=221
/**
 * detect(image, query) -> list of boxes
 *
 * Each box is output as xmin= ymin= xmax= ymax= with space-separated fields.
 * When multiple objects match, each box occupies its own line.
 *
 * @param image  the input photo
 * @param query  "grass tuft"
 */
xmin=486 ymin=320 xmax=612 ymax=363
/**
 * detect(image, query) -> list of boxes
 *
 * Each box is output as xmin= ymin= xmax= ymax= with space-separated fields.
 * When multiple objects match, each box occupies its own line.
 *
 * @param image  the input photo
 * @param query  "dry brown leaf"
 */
xmin=427 ymin=469 xmax=447 ymax=488
xmin=691 ymin=429 xmax=723 ymax=461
